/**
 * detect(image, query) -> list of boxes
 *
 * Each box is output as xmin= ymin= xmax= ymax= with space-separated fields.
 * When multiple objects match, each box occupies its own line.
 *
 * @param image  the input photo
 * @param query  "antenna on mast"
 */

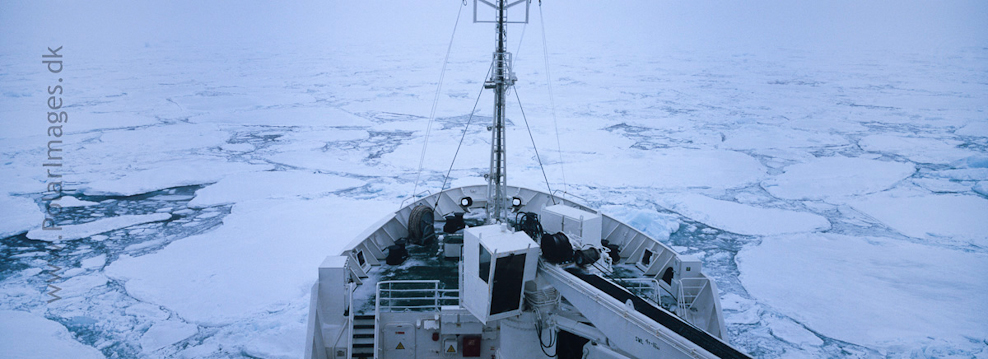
xmin=474 ymin=0 xmax=530 ymax=224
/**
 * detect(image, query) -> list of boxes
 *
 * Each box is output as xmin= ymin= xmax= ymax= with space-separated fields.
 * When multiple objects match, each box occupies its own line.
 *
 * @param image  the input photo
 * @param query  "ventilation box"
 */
xmin=540 ymin=204 xmax=602 ymax=247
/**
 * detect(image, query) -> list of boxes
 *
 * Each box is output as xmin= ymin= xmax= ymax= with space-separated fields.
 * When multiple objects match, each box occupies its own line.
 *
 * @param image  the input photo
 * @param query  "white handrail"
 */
xmin=617 ymin=278 xmax=669 ymax=305
xmin=677 ymin=281 xmax=690 ymax=323
xmin=376 ymin=280 xmax=459 ymax=313
xmin=346 ymin=282 xmax=355 ymax=358
xmin=374 ymin=283 xmax=381 ymax=358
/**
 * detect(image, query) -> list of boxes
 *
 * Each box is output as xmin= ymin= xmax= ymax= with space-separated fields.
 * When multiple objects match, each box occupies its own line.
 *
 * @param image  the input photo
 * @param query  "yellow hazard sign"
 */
xmin=446 ymin=344 xmax=456 ymax=353
xmin=396 ymin=342 xmax=405 ymax=350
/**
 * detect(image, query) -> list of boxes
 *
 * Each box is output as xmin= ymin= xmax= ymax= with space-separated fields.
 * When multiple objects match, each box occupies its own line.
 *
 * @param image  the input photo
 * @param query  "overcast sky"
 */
xmin=3 ymin=0 xmax=987 ymax=57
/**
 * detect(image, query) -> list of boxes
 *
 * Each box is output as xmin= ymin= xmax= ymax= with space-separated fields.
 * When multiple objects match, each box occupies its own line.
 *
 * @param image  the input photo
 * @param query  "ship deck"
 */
xmin=350 ymin=238 xmax=460 ymax=315
xmin=348 ymin=232 xmax=679 ymax=316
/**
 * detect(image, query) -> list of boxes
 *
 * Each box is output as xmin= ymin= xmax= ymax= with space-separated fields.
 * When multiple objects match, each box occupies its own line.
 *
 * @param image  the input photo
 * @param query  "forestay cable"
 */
xmin=434 ymin=61 xmax=495 ymax=208
xmin=538 ymin=2 xmax=568 ymax=194
xmin=513 ymin=86 xmax=557 ymax=205
xmin=409 ymin=2 xmax=465 ymax=205
xmin=516 ymin=23 xmax=527 ymax=59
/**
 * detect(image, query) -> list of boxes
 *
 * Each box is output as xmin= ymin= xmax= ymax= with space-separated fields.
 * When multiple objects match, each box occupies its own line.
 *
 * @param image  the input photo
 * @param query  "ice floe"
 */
xmin=562 ymin=148 xmax=766 ymax=190
xmin=50 ymin=274 xmax=109 ymax=299
xmin=932 ymin=168 xmax=988 ymax=181
xmin=737 ymin=233 xmax=988 ymax=348
xmin=26 ymin=213 xmax=172 ymax=242
xmin=950 ymin=155 xmax=988 ymax=170
xmin=910 ymin=178 xmax=972 ymax=193
xmin=93 ymin=123 xmax=229 ymax=157
xmin=198 ymin=106 xmax=373 ymax=127
xmin=850 ymin=191 xmax=988 ymax=246
xmin=599 ymin=204 xmax=681 ymax=241
xmin=188 ymin=170 xmax=364 ymax=208
xmin=656 ymin=193 xmax=830 ymax=235
xmin=720 ymin=125 xmax=847 ymax=152
xmin=859 ymin=134 xmax=974 ymax=164
xmin=762 ymin=156 xmax=915 ymax=201
xmin=0 ymin=194 xmax=42 ymax=238
xmin=764 ymin=316 xmax=823 ymax=347
xmin=81 ymin=254 xmax=107 ymax=270
xmin=956 ymin=121 xmax=988 ymax=137
xmin=105 ymin=196 xmax=397 ymax=326
xmin=975 ymin=181 xmax=988 ymax=197
xmin=140 ymin=320 xmax=198 ymax=353
xmin=220 ymin=143 xmax=255 ymax=152
xmin=54 ymin=196 xmax=100 ymax=207
xmin=0 ymin=310 xmax=105 ymax=359
xmin=78 ymin=159 xmax=270 ymax=196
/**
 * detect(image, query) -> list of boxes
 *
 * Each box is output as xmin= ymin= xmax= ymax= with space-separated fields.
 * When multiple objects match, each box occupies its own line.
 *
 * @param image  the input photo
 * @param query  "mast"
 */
xmin=472 ymin=0 xmax=528 ymax=224
xmin=485 ymin=0 xmax=513 ymax=224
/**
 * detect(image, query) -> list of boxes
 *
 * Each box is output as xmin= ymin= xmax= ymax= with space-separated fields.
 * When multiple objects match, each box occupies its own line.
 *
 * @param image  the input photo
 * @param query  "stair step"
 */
xmin=353 ymin=333 xmax=374 ymax=339
xmin=353 ymin=343 xmax=374 ymax=349
xmin=353 ymin=324 xmax=374 ymax=329
xmin=354 ymin=314 xmax=376 ymax=320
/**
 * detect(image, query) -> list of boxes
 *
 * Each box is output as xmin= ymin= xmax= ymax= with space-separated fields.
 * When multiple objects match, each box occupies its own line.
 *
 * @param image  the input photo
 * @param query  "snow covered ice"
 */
xmin=2 ymin=1 xmax=988 ymax=358
xmin=0 ymin=310 xmax=104 ymax=359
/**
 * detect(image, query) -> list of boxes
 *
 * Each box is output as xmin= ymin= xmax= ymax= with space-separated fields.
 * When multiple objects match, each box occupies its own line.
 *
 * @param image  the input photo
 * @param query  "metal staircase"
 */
xmin=351 ymin=315 xmax=375 ymax=359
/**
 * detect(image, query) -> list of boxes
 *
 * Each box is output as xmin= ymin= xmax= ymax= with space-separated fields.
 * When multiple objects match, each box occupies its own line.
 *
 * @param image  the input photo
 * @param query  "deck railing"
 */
xmin=615 ymin=278 xmax=662 ymax=304
xmin=346 ymin=282 xmax=355 ymax=359
xmin=678 ymin=277 xmax=708 ymax=323
xmin=375 ymin=280 xmax=459 ymax=313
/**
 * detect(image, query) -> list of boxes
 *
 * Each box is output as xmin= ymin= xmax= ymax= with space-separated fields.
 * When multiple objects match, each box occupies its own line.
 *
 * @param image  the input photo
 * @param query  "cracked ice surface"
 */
xmin=737 ymin=233 xmax=988 ymax=349
xmin=655 ymin=193 xmax=830 ymax=236
xmin=105 ymin=196 xmax=397 ymax=326
xmin=2 ymin=2 xmax=988 ymax=358
xmin=27 ymin=213 xmax=172 ymax=242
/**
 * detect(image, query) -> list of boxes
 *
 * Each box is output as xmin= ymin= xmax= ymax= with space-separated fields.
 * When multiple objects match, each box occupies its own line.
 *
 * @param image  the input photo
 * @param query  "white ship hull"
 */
xmin=304 ymin=185 xmax=748 ymax=359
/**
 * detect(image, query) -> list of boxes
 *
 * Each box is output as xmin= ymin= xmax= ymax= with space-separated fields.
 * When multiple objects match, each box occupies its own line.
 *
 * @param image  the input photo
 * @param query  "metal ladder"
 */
xmin=350 ymin=315 xmax=375 ymax=359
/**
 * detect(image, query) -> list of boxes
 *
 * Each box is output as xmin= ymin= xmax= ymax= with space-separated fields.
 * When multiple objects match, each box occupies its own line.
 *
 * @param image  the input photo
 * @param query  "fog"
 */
xmin=3 ymin=0 xmax=987 ymax=56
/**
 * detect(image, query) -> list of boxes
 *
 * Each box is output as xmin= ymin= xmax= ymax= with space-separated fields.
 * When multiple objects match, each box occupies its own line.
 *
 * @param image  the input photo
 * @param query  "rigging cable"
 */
xmin=513 ymin=86 xmax=557 ymax=205
xmin=538 ymin=2 xmax=568 ymax=195
xmin=434 ymin=61 xmax=495 ymax=208
xmin=409 ymin=1 xmax=465 ymax=206
xmin=515 ymin=23 xmax=527 ymax=59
